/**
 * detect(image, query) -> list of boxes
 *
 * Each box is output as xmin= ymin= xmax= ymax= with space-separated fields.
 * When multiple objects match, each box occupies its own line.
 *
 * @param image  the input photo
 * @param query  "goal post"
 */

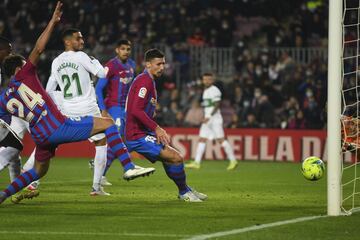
xmin=327 ymin=0 xmax=342 ymax=216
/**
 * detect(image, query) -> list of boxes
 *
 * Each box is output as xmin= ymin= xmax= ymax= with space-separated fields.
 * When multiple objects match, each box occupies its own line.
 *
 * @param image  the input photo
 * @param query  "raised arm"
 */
xmin=29 ymin=1 xmax=63 ymax=65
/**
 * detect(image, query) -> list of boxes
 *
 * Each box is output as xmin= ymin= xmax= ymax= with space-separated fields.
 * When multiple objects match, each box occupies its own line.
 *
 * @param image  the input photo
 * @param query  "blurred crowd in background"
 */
xmin=0 ymin=0 xmax=328 ymax=129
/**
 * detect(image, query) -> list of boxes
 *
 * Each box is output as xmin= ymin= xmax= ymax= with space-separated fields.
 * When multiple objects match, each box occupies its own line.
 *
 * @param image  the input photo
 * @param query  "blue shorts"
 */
xmin=47 ymin=116 xmax=93 ymax=145
xmin=108 ymin=106 xmax=126 ymax=136
xmin=126 ymin=135 xmax=164 ymax=163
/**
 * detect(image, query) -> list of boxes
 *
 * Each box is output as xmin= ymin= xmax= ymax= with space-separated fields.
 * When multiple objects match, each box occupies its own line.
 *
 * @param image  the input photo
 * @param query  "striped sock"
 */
xmin=2 ymin=168 xmax=39 ymax=197
xmin=105 ymin=125 xmax=134 ymax=172
xmin=103 ymin=147 xmax=116 ymax=176
xmin=162 ymin=162 xmax=190 ymax=195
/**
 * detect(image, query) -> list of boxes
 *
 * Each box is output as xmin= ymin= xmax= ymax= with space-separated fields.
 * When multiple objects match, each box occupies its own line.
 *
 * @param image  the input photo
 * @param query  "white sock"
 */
xmin=8 ymin=155 xmax=21 ymax=182
xmin=93 ymin=145 xmax=107 ymax=190
xmin=23 ymin=148 xmax=36 ymax=171
xmin=194 ymin=142 xmax=206 ymax=164
xmin=222 ymin=140 xmax=236 ymax=162
xmin=0 ymin=147 xmax=21 ymax=181
xmin=0 ymin=147 xmax=9 ymax=172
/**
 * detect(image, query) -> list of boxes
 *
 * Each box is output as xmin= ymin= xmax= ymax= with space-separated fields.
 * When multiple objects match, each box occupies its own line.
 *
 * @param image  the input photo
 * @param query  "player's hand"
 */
xmin=155 ymin=126 xmax=170 ymax=146
xmin=101 ymin=110 xmax=110 ymax=118
xmin=51 ymin=1 xmax=63 ymax=24
xmin=202 ymin=118 xmax=209 ymax=123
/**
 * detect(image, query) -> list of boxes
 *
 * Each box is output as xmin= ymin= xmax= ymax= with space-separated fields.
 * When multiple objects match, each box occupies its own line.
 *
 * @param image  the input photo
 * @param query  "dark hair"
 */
xmin=117 ymin=39 xmax=131 ymax=47
xmin=61 ymin=28 xmax=80 ymax=40
xmin=144 ymin=48 xmax=164 ymax=62
xmin=3 ymin=54 xmax=26 ymax=77
xmin=0 ymin=36 xmax=11 ymax=49
xmin=202 ymin=72 xmax=214 ymax=78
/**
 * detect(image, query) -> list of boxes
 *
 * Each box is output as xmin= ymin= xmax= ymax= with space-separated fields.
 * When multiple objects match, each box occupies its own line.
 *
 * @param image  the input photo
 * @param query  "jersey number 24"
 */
xmin=6 ymin=84 xmax=46 ymax=121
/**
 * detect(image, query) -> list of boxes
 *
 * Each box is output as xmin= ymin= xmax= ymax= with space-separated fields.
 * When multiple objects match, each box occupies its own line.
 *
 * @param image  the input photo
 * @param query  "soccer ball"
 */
xmin=301 ymin=156 xmax=325 ymax=181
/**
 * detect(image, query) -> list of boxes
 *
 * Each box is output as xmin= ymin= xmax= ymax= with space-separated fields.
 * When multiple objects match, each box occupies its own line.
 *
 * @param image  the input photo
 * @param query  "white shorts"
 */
xmin=0 ymin=117 xmax=29 ymax=142
xmin=9 ymin=117 xmax=29 ymax=139
xmin=0 ymin=121 xmax=9 ymax=142
xmin=199 ymin=116 xmax=224 ymax=140
xmin=61 ymin=103 xmax=105 ymax=142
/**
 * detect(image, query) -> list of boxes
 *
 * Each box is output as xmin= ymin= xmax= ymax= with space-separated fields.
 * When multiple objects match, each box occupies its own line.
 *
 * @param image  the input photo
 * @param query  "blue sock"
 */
xmin=3 ymin=168 xmax=39 ymax=197
xmin=162 ymin=162 xmax=190 ymax=195
xmin=105 ymin=125 xmax=134 ymax=171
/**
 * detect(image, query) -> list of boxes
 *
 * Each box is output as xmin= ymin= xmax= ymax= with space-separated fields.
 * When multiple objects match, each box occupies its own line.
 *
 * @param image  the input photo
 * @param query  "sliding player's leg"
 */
xmin=102 ymin=106 xmax=126 ymax=180
xmin=0 ymin=145 xmax=53 ymax=204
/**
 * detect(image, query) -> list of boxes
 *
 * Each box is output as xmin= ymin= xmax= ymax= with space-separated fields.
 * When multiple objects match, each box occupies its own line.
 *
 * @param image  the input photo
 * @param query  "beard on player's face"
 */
xmin=72 ymin=42 xmax=84 ymax=51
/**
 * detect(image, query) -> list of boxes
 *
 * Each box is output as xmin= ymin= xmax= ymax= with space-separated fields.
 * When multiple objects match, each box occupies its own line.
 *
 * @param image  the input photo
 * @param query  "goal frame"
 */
xmin=327 ymin=0 xmax=342 ymax=216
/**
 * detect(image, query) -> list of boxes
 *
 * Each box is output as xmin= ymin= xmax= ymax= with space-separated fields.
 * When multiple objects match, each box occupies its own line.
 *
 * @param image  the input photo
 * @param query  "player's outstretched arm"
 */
xmin=29 ymin=1 xmax=63 ymax=65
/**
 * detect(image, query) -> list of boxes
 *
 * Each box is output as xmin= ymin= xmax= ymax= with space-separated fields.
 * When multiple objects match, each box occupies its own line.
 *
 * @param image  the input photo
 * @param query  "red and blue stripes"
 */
xmin=105 ymin=125 xmax=134 ymax=171
xmin=2 ymin=168 xmax=39 ymax=197
xmin=105 ymin=58 xmax=135 ymax=108
xmin=162 ymin=163 xmax=190 ymax=195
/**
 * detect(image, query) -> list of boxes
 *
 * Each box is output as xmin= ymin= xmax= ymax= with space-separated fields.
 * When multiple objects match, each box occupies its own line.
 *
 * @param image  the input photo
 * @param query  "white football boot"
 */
xmin=90 ymin=186 xmax=110 ymax=196
xmin=189 ymin=188 xmax=208 ymax=201
xmin=123 ymin=165 xmax=155 ymax=181
xmin=100 ymin=176 xmax=112 ymax=186
xmin=179 ymin=191 xmax=202 ymax=202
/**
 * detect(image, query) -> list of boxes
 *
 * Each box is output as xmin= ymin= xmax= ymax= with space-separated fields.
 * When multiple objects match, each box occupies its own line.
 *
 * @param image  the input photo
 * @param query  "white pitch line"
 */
xmin=184 ymin=215 xmax=327 ymax=240
xmin=0 ymin=230 xmax=189 ymax=238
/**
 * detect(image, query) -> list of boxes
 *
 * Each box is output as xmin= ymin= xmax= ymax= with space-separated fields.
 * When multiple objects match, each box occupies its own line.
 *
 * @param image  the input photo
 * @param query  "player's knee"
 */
xmin=93 ymin=117 xmax=115 ymax=134
xmin=172 ymin=152 xmax=183 ymax=164
xmin=103 ymin=117 xmax=115 ymax=128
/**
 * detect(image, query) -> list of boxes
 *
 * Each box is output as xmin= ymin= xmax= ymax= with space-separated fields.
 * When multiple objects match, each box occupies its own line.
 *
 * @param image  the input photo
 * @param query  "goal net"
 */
xmin=340 ymin=0 xmax=360 ymax=214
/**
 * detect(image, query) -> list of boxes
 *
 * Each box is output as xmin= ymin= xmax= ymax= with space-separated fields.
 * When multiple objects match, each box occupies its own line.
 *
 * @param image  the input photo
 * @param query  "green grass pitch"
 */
xmin=0 ymin=158 xmax=359 ymax=240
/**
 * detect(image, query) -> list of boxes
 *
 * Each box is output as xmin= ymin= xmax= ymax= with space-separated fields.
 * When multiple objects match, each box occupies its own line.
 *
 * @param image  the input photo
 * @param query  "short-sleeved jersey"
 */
xmin=47 ymin=51 xmax=105 ymax=113
xmin=125 ymin=71 xmax=158 ymax=141
xmin=202 ymin=85 xmax=222 ymax=119
xmin=104 ymin=57 xmax=135 ymax=108
xmin=0 ymin=61 xmax=66 ymax=145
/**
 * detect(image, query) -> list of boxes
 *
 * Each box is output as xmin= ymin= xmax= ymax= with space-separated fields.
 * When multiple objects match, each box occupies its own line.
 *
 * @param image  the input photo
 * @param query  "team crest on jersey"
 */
xmin=138 ymin=87 xmax=147 ymax=98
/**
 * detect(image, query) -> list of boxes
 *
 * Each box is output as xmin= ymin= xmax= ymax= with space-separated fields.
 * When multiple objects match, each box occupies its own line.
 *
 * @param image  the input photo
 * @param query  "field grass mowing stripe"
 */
xmin=43 ymin=179 xmax=91 ymax=184
xmin=184 ymin=215 xmax=327 ymax=240
xmin=0 ymin=230 xmax=190 ymax=238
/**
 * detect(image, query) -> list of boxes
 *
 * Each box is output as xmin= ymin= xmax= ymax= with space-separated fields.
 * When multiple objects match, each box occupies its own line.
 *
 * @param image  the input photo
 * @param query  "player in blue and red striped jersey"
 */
xmin=125 ymin=48 xmax=207 ymax=202
xmin=0 ymin=36 xmax=29 ymax=184
xmin=0 ymin=2 xmax=153 ymax=204
xmin=95 ymin=39 xmax=135 ymax=184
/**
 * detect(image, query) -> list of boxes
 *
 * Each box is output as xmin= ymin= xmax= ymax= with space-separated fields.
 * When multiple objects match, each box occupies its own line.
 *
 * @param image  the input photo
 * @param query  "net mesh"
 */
xmin=341 ymin=0 xmax=360 ymax=213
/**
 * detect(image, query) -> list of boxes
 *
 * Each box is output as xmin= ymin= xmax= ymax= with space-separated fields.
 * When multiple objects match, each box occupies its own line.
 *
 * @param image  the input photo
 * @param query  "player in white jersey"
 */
xmin=0 ymin=116 xmax=29 ymax=179
xmin=23 ymin=28 xmax=154 ymax=196
xmin=185 ymin=73 xmax=238 ymax=170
